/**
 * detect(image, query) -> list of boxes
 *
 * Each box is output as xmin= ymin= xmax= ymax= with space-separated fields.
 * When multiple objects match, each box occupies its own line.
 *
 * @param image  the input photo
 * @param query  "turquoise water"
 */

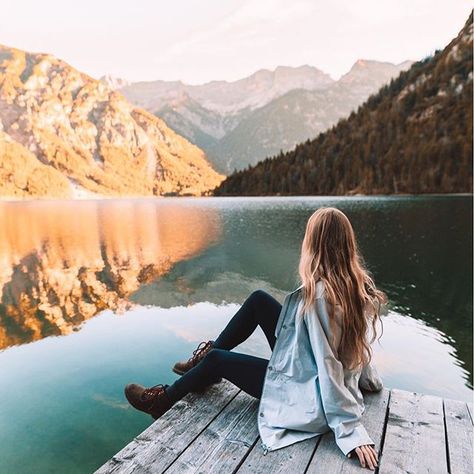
xmin=0 ymin=196 xmax=471 ymax=473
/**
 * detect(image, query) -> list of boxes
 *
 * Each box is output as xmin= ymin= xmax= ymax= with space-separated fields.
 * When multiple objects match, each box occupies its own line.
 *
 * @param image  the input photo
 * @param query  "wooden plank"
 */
xmin=377 ymin=389 xmax=447 ymax=473
xmin=165 ymin=390 xmax=259 ymax=473
xmin=236 ymin=434 xmax=320 ymax=473
xmin=97 ymin=385 xmax=473 ymax=474
xmin=467 ymin=401 xmax=473 ymax=424
xmin=95 ymin=380 xmax=239 ymax=474
xmin=305 ymin=388 xmax=390 ymax=473
xmin=444 ymin=398 xmax=473 ymax=474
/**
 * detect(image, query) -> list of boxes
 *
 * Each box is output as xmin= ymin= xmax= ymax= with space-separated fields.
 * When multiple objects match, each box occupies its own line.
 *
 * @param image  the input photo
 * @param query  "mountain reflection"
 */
xmin=0 ymin=196 xmax=471 ymax=391
xmin=0 ymin=200 xmax=222 ymax=350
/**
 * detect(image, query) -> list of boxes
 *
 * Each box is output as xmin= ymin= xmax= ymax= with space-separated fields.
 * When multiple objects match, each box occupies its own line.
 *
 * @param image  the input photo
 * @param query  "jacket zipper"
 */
xmin=257 ymin=366 xmax=272 ymax=456
xmin=258 ymin=290 xmax=299 ymax=458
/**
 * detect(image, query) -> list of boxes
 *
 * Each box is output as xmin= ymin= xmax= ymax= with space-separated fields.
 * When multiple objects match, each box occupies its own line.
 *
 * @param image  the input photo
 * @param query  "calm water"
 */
xmin=0 ymin=196 xmax=472 ymax=473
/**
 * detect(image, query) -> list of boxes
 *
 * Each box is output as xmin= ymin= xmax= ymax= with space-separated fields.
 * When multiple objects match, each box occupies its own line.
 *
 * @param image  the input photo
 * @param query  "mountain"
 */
xmin=121 ymin=65 xmax=334 ymax=114
xmin=213 ymin=13 xmax=473 ymax=196
xmin=207 ymin=60 xmax=413 ymax=172
xmin=119 ymin=66 xmax=334 ymax=160
xmin=154 ymin=91 xmax=240 ymax=150
xmin=100 ymin=74 xmax=131 ymax=90
xmin=0 ymin=45 xmax=224 ymax=199
xmin=120 ymin=62 xmax=412 ymax=173
xmin=336 ymin=59 xmax=414 ymax=96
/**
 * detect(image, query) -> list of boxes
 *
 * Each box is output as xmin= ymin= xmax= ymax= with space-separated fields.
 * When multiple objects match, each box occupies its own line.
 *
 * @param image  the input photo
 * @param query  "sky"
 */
xmin=1 ymin=0 xmax=472 ymax=84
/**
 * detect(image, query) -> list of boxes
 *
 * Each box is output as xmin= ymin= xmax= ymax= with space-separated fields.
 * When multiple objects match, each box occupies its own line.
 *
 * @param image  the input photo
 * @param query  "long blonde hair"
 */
xmin=297 ymin=207 xmax=386 ymax=370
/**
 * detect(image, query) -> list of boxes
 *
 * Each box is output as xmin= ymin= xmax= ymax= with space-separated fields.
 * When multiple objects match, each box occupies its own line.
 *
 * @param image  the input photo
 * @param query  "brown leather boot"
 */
xmin=124 ymin=383 xmax=173 ymax=420
xmin=172 ymin=340 xmax=222 ymax=383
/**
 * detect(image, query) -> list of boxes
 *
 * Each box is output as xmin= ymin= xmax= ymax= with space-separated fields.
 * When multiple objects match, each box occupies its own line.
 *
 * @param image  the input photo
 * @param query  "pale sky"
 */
xmin=1 ymin=0 xmax=472 ymax=84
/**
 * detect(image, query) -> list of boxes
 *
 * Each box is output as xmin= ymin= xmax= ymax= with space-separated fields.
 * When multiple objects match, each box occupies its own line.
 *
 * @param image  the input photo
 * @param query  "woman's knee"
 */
xmin=249 ymin=289 xmax=281 ymax=315
xmin=202 ymin=348 xmax=228 ymax=366
xmin=248 ymin=289 xmax=270 ymax=305
xmin=199 ymin=348 xmax=232 ymax=378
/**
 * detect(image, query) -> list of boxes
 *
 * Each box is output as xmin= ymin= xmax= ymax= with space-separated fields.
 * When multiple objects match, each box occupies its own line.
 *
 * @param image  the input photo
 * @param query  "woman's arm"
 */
xmin=303 ymin=297 xmax=377 ymax=466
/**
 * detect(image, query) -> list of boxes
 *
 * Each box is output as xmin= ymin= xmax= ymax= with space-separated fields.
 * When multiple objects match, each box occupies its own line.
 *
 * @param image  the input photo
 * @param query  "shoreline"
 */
xmin=0 ymin=192 xmax=471 ymax=204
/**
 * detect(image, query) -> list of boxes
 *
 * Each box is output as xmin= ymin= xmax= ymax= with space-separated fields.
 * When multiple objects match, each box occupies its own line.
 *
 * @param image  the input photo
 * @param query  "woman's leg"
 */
xmin=166 ymin=348 xmax=268 ymax=402
xmin=165 ymin=290 xmax=281 ymax=403
xmin=212 ymin=289 xmax=282 ymax=351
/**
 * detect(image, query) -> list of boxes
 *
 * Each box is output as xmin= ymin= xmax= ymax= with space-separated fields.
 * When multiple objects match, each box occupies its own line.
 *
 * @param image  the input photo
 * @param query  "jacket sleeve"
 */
xmin=303 ymin=297 xmax=375 ymax=457
xmin=359 ymin=361 xmax=383 ymax=392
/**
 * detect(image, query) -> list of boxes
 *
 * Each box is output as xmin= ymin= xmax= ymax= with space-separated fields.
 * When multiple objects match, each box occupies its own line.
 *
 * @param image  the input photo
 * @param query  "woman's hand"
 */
xmin=347 ymin=444 xmax=378 ymax=470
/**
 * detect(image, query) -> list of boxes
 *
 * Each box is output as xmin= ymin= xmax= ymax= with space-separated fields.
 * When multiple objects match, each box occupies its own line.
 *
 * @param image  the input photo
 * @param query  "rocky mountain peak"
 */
xmin=100 ymin=74 xmax=131 ymax=90
xmin=0 ymin=44 xmax=224 ymax=198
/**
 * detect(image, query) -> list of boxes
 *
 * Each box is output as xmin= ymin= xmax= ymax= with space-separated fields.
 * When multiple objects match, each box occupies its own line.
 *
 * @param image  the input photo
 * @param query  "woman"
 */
xmin=124 ymin=207 xmax=386 ymax=470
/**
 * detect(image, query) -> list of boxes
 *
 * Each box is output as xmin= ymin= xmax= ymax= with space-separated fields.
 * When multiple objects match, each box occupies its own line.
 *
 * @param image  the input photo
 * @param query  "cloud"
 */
xmin=1 ymin=0 xmax=472 ymax=82
xmin=153 ymin=0 xmax=318 ymax=68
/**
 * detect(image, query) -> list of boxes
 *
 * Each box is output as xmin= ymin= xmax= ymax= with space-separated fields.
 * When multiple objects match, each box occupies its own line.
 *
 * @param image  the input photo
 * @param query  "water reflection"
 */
xmin=0 ymin=196 xmax=471 ymax=390
xmin=0 ymin=199 xmax=222 ymax=349
xmin=132 ymin=196 xmax=473 ymax=389
xmin=0 ymin=195 xmax=471 ymax=474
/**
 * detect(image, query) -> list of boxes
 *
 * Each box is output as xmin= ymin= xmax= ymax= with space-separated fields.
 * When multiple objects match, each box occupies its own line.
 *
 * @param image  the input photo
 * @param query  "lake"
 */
xmin=0 ymin=195 xmax=471 ymax=473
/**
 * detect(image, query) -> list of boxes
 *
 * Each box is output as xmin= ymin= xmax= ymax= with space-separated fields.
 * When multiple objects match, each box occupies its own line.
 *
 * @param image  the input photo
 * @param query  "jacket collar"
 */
xmin=290 ymin=281 xmax=324 ymax=297
xmin=290 ymin=284 xmax=304 ymax=295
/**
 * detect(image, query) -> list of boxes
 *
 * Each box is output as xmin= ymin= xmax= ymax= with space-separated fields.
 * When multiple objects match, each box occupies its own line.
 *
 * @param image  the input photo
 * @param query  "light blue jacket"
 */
xmin=257 ymin=282 xmax=383 ymax=456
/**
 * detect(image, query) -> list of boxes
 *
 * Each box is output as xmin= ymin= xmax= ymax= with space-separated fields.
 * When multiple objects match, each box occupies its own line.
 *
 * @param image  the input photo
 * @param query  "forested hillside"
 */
xmin=213 ymin=13 xmax=473 ymax=196
xmin=206 ymin=60 xmax=412 ymax=173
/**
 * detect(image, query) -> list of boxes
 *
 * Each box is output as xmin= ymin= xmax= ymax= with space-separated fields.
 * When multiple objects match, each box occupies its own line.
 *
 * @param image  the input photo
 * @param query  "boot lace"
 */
xmin=189 ymin=340 xmax=213 ymax=364
xmin=142 ymin=384 xmax=166 ymax=401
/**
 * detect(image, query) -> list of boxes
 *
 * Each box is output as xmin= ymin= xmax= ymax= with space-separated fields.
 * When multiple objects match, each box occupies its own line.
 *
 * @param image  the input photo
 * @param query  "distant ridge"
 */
xmin=120 ymin=65 xmax=335 ymax=114
xmin=213 ymin=12 xmax=473 ymax=196
xmin=120 ymin=62 xmax=413 ymax=173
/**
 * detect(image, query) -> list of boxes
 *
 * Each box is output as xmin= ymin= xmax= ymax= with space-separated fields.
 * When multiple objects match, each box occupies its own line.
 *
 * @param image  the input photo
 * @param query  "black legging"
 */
xmin=165 ymin=289 xmax=282 ymax=403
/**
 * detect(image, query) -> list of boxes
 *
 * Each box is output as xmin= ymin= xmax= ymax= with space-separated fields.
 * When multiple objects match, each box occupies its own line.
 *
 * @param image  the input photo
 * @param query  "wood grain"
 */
xmin=95 ymin=380 xmax=239 ymax=474
xmin=377 ymin=389 xmax=447 ymax=474
xmin=305 ymin=389 xmax=390 ymax=473
xmin=444 ymin=398 xmax=473 ymax=474
xmin=165 ymin=390 xmax=259 ymax=473
xmin=95 ymin=387 xmax=473 ymax=474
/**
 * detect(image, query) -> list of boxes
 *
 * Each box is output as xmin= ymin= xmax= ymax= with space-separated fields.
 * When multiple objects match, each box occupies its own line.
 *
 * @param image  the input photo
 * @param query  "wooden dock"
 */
xmin=96 ymin=380 xmax=473 ymax=473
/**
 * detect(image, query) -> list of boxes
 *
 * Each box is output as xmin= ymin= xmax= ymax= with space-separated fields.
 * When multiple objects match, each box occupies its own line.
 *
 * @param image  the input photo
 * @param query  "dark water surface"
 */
xmin=0 ymin=196 xmax=471 ymax=473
